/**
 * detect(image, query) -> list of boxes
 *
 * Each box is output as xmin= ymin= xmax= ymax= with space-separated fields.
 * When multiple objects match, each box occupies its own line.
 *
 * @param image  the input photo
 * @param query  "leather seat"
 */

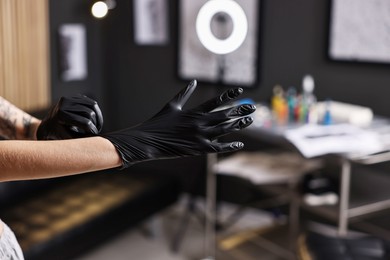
xmin=1 ymin=169 xmax=179 ymax=260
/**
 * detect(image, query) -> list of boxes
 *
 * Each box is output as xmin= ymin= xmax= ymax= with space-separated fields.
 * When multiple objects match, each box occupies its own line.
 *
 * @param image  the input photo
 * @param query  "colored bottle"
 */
xmin=322 ymin=99 xmax=333 ymax=125
xmin=302 ymin=74 xmax=317 ymax=124
xmin=286 ymin=87 xmax=297 ymax=123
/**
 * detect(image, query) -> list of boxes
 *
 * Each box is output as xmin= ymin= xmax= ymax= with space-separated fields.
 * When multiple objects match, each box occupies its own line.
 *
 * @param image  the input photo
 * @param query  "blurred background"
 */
xmin=1 ymin=0 xmax=390 ymax=259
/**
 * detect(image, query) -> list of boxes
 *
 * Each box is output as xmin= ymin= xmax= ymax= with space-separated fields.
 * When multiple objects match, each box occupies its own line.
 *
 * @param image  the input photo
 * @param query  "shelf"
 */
xmin=300 ymin=165 xmax=390 ymax=222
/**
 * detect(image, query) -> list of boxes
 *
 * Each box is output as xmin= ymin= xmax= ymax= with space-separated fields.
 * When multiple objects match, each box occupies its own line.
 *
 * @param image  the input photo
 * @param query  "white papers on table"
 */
xmin=214 ymin=152 xmax=323 ymax=185
xmin=284 ymin=124 xmax=385 ymax=159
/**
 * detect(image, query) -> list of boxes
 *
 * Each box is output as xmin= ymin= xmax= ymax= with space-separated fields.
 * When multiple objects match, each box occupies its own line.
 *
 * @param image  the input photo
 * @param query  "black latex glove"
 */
xmin=37 ymin=95 xmax=103 ymax=140
xmin=102 ymin=80 xmax=256 ymax=168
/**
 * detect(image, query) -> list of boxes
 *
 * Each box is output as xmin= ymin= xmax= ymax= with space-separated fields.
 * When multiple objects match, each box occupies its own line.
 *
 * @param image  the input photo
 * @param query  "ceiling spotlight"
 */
xmin=91 ymin=0 xmax=116 ymax=19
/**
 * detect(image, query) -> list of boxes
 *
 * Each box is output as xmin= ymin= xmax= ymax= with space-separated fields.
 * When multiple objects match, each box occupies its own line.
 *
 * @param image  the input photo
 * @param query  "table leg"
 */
xmin=338 ymin=158 xmax=351 ymax=237
xmin=203 ymin=153 xmax=217 ymax=260
xmin=289 ymin=181 xmax=300 ymax=254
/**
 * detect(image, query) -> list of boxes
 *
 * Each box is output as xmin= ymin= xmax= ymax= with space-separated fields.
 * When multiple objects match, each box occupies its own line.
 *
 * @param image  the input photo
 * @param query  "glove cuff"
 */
xmin=101 ymin=134 xmax=134 ymax=170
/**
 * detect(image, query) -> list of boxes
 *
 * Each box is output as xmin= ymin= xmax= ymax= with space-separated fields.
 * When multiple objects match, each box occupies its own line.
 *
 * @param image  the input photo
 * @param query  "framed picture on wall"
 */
xmin=178 ymin=0 xmax=261 ymax=87
xmin=328 ymin=0 xmax=390 ymax=64
xmin=133 ymin=0 xmax=169 ymax=45
xmin=58 ymin=24 xmax=88 ymax=81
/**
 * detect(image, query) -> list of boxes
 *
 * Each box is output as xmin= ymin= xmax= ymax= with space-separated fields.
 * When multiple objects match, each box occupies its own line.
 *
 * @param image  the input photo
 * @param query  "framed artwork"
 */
xmin=328 ymin=0 xmax=390 ymax=64
xmin=178 ymin=0 xmax=261 ymax=87
xmin=133 ymin=0 xmax=169 ymax=45
xmin=58 ymin=24 xmax=88 ymax=81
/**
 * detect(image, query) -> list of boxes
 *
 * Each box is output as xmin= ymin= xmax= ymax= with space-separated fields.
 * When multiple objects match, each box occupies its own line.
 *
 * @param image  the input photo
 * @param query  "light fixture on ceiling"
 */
xmin=91 ymin=0 xmax=116 ymax=19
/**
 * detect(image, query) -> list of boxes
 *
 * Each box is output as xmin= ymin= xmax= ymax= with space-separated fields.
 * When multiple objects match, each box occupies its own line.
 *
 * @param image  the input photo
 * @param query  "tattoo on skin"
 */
xmin=0 ymin=99 xmax=17 ymax=139
xmin=23 ymin=115 xmax=34 ymax=139
xmin=0 ymin=97 xmax=36 ymax=139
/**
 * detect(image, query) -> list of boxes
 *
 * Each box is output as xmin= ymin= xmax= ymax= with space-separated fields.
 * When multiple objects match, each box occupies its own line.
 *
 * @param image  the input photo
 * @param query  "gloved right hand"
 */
xmin=37 ymin=95 xmax=103 ymax=140
xmin=102 ymin=80 xmax=256 ymax=168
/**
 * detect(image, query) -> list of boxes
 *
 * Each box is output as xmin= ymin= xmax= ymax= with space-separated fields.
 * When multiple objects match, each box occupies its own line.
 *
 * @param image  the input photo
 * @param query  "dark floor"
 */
xmin=78 ymin=196 xmax=295 ymax=260
xmin=78 ymin=194 xmax=390 ymax=260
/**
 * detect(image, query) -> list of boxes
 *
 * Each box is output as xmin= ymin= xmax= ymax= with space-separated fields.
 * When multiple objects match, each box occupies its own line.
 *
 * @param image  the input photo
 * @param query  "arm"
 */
xmin=0 ymin=96 xmax=41 ymax=140
xmin=0 ymin=137 xmax=121 ymax=182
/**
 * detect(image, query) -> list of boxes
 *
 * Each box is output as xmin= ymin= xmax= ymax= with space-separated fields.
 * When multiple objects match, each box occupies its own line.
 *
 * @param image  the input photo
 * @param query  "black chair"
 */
xmin=298 ymin=231 xmax=390 ymax=260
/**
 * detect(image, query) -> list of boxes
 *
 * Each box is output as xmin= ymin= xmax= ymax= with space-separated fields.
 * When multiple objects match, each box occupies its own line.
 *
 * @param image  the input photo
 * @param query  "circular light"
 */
xmin=196 ymin=0 xmax=248 ymax=55
xmin=91 ymin=1 xmax=108 ymax=19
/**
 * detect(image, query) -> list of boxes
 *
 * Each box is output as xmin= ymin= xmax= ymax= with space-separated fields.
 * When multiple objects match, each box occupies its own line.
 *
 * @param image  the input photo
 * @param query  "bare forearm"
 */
xmin=0 ymin=137 xmax=122 ymax=181
xmin=0 ymin=96 xmax=41 ymax=140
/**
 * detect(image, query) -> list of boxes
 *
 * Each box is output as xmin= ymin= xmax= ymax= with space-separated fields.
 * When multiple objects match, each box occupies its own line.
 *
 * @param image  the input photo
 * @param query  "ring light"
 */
xmin=196 ymin=0 xmax=248 ymax=55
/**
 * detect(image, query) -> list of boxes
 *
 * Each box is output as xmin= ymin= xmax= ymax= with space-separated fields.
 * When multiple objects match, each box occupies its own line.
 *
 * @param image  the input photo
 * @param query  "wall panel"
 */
xmin=0 ymin=0 xmax=49 ymax=111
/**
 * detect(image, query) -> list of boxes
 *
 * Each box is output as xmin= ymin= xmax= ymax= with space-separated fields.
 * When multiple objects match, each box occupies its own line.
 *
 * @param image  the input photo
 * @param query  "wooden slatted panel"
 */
xmin=0 ymin=0 xmax=49 ymax=111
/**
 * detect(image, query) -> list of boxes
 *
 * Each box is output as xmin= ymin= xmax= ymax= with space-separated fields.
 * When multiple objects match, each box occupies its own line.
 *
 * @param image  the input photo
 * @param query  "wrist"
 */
xmin=95 ymin=136 xmax=123 ymax=168
xmin=30 ymin=118 xmax=41 ymax=140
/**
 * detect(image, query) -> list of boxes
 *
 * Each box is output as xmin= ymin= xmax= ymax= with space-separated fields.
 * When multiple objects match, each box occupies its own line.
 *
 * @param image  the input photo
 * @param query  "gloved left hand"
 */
xmin=37 ymin=95 xmax=103 ymax=140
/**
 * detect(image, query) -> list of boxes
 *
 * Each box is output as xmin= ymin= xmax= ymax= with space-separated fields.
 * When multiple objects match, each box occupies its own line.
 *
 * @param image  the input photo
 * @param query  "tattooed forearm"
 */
xmin=0 ymin=118 xmax=16 ymax=139
xmin=0 ymin=96 xmax=41 ymax=140
xmin=0 ymin=98 xmax=17 ymax=139
xmin=23 ymin=115 xmax=36 ymax=139
xmin=23 ymin=116 xmax=32 ymax=138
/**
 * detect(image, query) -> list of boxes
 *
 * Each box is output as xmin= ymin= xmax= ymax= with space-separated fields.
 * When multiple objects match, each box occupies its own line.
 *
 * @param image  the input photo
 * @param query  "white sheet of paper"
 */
xmin=284 ymin=124 xmax=385 ymax=158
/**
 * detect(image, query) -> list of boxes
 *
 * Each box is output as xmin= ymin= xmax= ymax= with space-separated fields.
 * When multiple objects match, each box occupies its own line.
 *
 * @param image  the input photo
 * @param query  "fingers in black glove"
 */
xmin=59 ymin=96 xmax=103 ymax=134
xmin=37 ymin=95 xmax=103 ymax=140
xmin=206 ymin=115 xmax=254 ymax=138
xmin=196 ymin=87 xmax=244 ymax=112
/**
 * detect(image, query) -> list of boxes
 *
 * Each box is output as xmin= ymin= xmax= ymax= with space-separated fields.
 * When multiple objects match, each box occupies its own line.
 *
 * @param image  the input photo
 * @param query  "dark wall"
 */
xmin=49 ymin=0 xmax=390 ymax=128
xmin=101 ymin=0 xmax=390 ymax=123
xmin=101 ymin=1 xmax=223 ymax=130
xmin=256 ymin=0 xmax=390 ymax=117
xmin=49 ymin=0 xmax=107 ymax=116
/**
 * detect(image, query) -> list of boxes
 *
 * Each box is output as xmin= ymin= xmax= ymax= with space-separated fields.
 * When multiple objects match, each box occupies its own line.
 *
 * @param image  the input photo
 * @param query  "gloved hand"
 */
xmin=102 ymin=80 xmax=256 ymax=168
xmin=37 ymin=95 xmax=103 ymax=140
